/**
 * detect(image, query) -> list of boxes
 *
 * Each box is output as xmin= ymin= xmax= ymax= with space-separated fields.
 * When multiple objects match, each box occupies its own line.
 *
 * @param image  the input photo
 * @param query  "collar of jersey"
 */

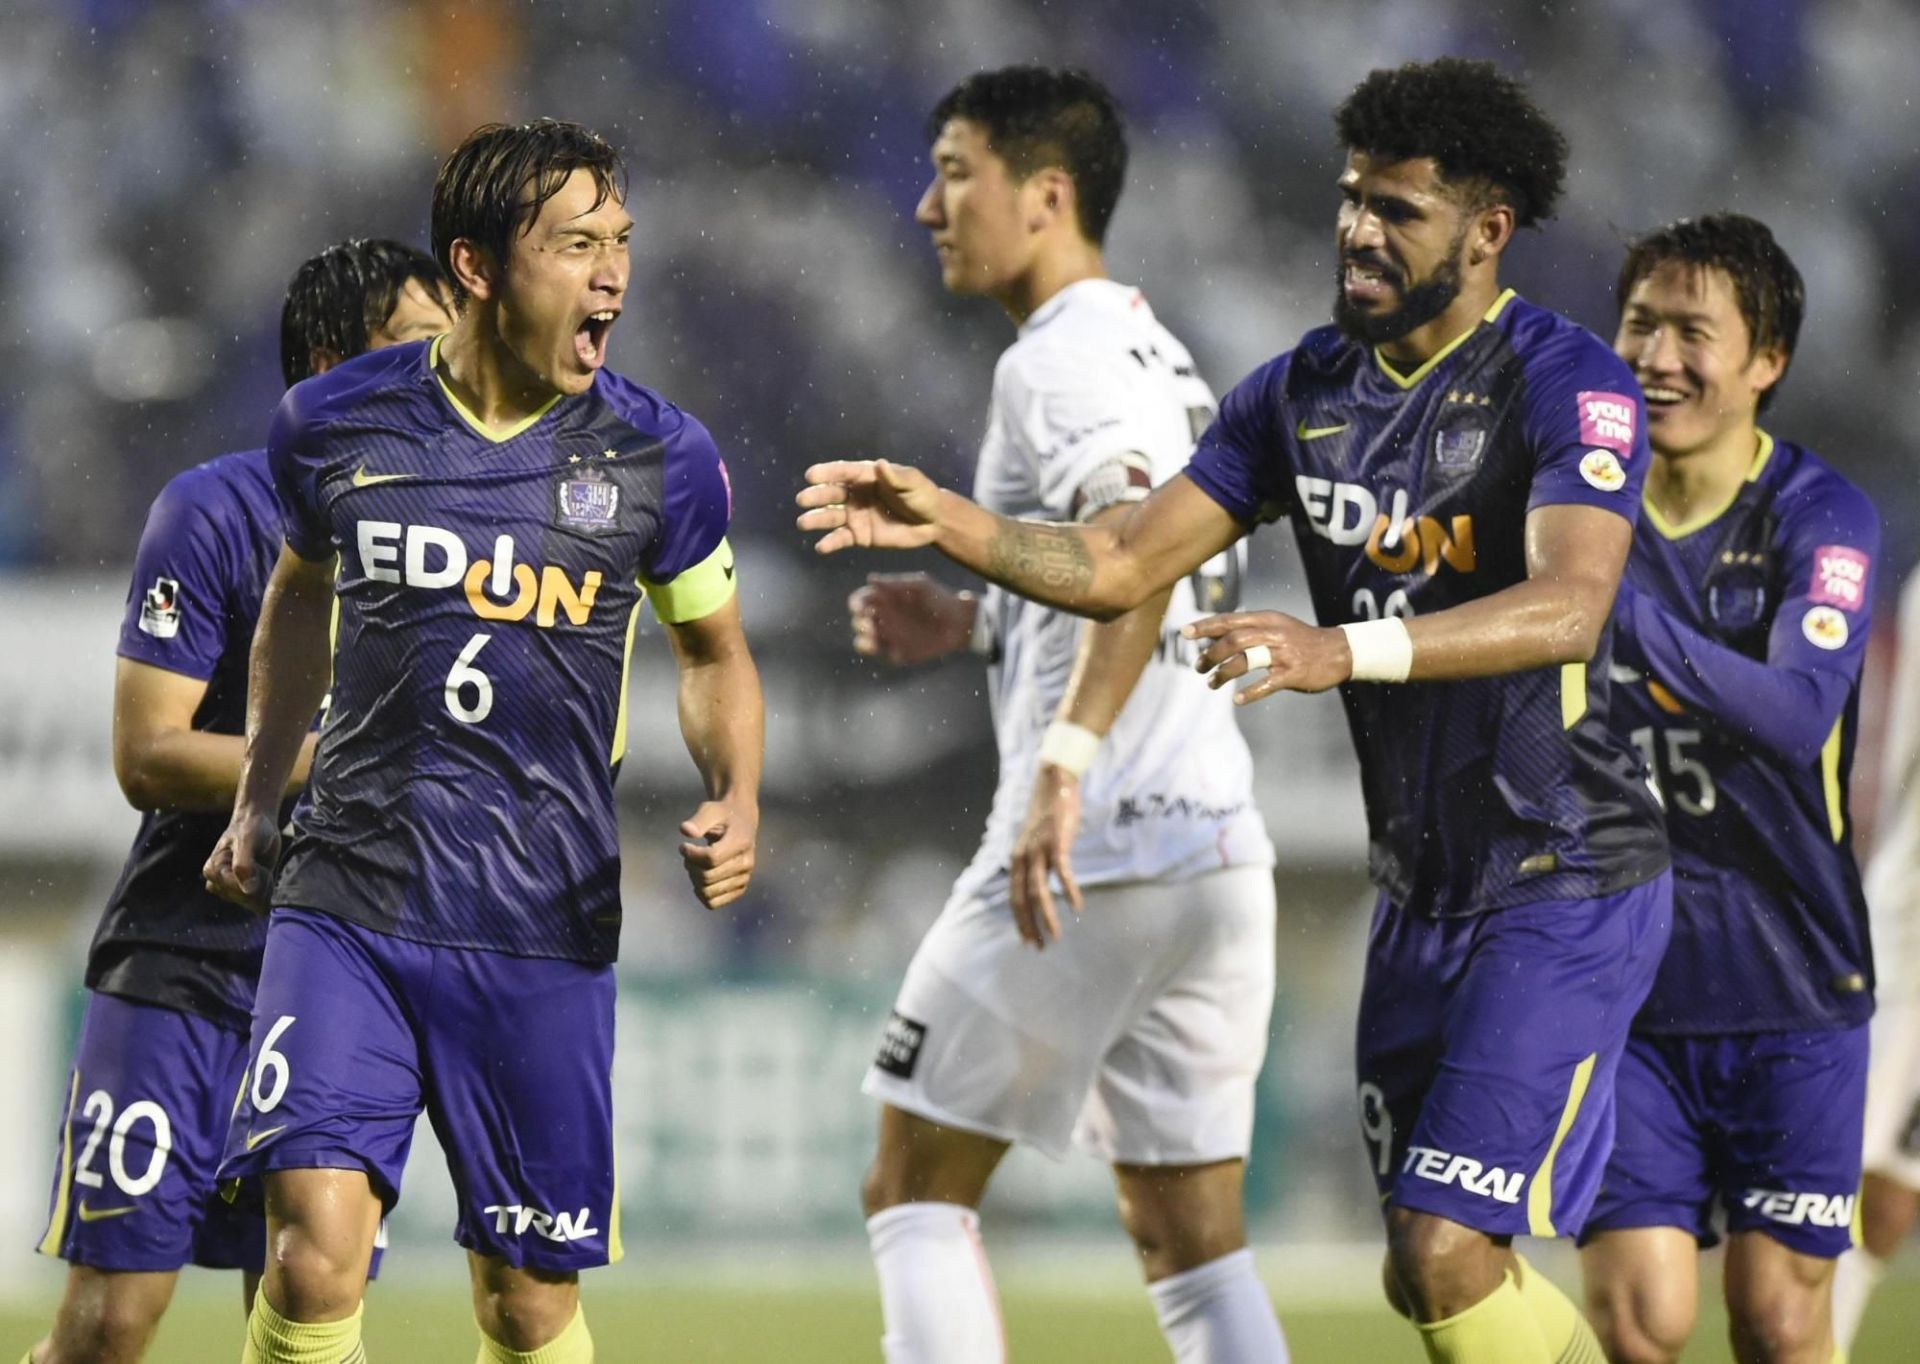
xmin=1641 ymin=429 xmax=1776 ymax=541
xmin=1019 ymin=278 xmax=1139 ymax=336
xmin=1372 ymin=288 xmax=1516 ymax=390
xmin=428 ymin=334 xmax=564 ymax=444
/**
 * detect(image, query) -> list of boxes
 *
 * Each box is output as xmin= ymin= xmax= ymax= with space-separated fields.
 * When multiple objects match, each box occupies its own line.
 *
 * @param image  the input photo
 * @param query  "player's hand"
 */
xmin=679 ymin=797 xmax=759 ymax=910
xmin=797 ymin=460 xmax=942 ymax=554
xmin=202 ymin=807 xmax=283 ymax=913
xmin=850 ymin=573 xmax=974 ymax=666
xmin=1009 ymin=763 xmax=1085 ymax=949
xmin=1185 ymin=610 xmax=1352 ymax=703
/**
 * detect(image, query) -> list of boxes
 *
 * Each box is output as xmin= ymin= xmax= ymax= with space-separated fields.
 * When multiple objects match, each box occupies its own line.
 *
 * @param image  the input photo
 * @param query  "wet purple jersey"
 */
xmin=270 ymin=338 xmax=731 ymax=963
xmin=1612 ymin=434 xmax=1879 ymax=1032
xmin=97 ymin=450 xmax=284 ymax=1032
xmin=1186 ymin=291 xmax=1668 ymax=916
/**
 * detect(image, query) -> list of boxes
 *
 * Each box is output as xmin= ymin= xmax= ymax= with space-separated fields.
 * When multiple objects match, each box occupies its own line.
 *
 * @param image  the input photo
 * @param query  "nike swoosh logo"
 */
xmin=77 ymin=1201 xmax=137 ymax=1222
xmin=351 ymin=464 xmax=416 ymax=488
xmin=723 ymin=562 xmax=736 ymax=580
xmin=1295 ymin=420 xmax=1350 ymax=441
xmin=245 ymin=1124 xmax=288 ymax=1151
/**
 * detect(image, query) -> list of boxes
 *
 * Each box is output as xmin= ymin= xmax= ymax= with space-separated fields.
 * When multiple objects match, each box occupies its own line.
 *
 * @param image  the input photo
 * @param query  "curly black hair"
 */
xmin=1617 ymin=213 xmax=1805 ymax=411
xmin=432 ymin=119 xmax=627 ymax=306
xmin=279 ymin=238 xmax=448 ymax=387
xmin=928 ymin=66 xmax=1128 ymax=245
xmin=1334 ymin=58 xmax=1568 ymax=228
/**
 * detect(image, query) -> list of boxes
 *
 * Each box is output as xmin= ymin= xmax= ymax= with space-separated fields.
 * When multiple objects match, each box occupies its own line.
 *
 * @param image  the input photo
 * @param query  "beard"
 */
xmin=1332 ymin=236 xmax=1467 ymax=345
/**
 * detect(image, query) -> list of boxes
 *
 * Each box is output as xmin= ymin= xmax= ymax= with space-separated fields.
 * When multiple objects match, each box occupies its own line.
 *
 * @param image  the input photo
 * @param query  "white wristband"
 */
xmin=1339 ymin=618 xmax=1414 ymax=683
xmin=1038 ymin=720 xmax=1102 ymax=777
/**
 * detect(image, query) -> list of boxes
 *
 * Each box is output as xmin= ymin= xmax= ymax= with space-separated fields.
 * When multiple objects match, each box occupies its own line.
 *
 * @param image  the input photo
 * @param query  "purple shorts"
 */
xmin=38 ymin=992 xmax=264 ymax=1273
xmin=1355 ymin=872 xmax=1672 ymax=1239
xmin=217 ymin=907 xmax=620 ymax=1272
xmin=1581 ymin=1027 xmax=1868 ymax=1257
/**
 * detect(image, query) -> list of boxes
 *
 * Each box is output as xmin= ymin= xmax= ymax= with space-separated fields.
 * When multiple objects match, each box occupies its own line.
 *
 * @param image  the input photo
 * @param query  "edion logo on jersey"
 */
xmin=1809 ymin=545 xmax=1869 ymax=612
xmin=1740 ymin=1187 xmax=1855 ymax=1229
xmin=482 ymin=1202 xmax=601 ymax=1243
xmin=1577 ymin=391 xmax=1637 ymax=452
xmin=1402 ymin=1145 xmax=1525 ymax=1204
xmin=1295 ymin=478 xmax=1477 ymax=577
xmin=356 ymin=522 xmax=604 ymax=628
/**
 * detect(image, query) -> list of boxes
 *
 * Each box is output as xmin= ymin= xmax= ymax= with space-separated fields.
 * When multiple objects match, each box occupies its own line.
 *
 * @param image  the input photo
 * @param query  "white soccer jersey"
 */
xmin=954 ymin=279 xmax=1274 ymax=899
xmin=1866 ymin=571 xmax=1920 ymax=998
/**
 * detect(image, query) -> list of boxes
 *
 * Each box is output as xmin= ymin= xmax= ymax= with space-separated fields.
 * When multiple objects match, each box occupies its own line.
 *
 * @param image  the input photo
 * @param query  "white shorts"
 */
xmin=862 ymin=863 xmax=1277 ymax=1165
xmin=1863 ymin=995 xmax=1920 ymax=1188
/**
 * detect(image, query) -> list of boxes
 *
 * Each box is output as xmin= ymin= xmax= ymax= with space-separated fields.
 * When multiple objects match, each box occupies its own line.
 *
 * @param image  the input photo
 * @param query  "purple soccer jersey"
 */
xmin=1185 ymin=290 xmax=1668 ymax=917
xmin=266 ymin=338 xmax=732 ymax=962
xmin=1612 ymin=433 xmax=1880 ymax=1033
xmin=1356 ymin=873 xmax=1672 ymax=1237
xmin=219 ymin=908 xmax=619 ymax=1271
xmin=96 ymin=450 xmax=286 ymax=1031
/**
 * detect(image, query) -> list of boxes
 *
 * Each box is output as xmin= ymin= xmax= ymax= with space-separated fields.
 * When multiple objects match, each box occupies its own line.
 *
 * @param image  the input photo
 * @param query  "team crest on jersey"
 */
xmin=556 ymin=466 xmax=620 ymax=532
xmin=1579 ymin=449 xmax=1627 ymax=492
xmin=138 ymin=577 xmax=182 ymax=638
xmin=1803 ymin=605 xmax=1849 ymax=650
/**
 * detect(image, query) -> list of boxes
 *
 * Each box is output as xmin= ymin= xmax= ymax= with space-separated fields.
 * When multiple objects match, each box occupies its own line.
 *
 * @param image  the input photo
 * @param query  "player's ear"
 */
xmin=448 ymin=237 xmax=498 ymax=303
xmin=1749 ymin=343 xmax=1789 ymax=398
xmin=1030 ymin=168 xmax=1076 ymax=236
xmin=1469 ymin=201 xmax=1516 ymax=267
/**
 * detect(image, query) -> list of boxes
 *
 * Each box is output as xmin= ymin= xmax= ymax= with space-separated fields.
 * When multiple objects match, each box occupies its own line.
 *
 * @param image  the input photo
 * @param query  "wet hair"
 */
xmin=1334 ymin=58 xmax=1569 ymax=228
xmin=431 ymin=118 xmax=627 ymax=305
xmin=928 ymin=66 xmax=1128 ymax=244
xmin=279 ymin=238 xmax=449 ymax=386
xmin=1616 ymin=213 xmax=1804 ymax=410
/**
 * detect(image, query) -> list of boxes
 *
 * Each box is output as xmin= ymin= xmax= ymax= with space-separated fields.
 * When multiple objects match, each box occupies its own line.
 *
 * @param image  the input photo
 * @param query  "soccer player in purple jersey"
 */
xmin=25 ymin=240 xmax=453 ymax=1364
xmin=802 ymin=58 xmax=1663 ymax=1364
xmin=1577 ymin=217 xmax=1878 ymax=1364
xmin=203 ymin=120 xmax=764 ymax=1364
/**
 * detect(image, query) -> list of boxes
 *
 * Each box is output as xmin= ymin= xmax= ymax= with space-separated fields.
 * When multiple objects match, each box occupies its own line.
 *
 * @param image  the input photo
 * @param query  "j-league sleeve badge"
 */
xmin=138 ymin=577 xmax=182 ymax=638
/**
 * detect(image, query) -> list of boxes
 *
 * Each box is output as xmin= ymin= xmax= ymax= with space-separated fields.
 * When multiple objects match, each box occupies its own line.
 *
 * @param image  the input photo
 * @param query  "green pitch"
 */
xmin=2 ymin=1268 xmax=1913 ymax=1361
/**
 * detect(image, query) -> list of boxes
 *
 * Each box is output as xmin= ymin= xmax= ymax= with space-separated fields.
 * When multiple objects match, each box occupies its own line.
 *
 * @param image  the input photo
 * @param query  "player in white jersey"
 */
xmin=853 ymin=68 xmax=1286 ymax=1364
xmin=1834 ymin=569 xmax=1920 ymax=1350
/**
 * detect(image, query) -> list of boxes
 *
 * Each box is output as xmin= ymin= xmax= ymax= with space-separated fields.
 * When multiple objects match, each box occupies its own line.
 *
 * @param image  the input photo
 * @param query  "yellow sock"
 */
xmin=1513 ymin=1254 xmax=1607 ymax=1363
xmin=1417 ymin=1271 xmax=1552 ymax=1364
xmin=476 ymin=1307 xmax=592 ymax=1363
xmin=242 ymin=1292 xmax=367 ymax=1364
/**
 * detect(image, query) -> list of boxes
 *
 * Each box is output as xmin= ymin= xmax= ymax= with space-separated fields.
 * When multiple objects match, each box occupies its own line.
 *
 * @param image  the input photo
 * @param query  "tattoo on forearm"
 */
xmin=986 ymin=522 xmax=1097 ymax=602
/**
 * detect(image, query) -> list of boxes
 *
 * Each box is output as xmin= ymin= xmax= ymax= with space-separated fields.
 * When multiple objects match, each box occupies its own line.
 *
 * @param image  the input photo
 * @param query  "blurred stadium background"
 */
xmin=2 ymin=0 xmax=1918 ymax=1358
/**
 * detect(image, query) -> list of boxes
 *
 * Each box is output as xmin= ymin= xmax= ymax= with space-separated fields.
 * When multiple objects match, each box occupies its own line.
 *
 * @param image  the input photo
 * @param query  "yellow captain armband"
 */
xmin=643 ymin=537 xmax=737 ymax=623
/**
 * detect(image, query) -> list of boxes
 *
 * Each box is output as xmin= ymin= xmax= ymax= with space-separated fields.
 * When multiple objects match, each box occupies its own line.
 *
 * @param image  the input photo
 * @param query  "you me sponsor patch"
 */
xmin=1576 ymin=391 xmax=1637 ymax=452
xmin=1808 ymin=545 xmax=1869 ymax=611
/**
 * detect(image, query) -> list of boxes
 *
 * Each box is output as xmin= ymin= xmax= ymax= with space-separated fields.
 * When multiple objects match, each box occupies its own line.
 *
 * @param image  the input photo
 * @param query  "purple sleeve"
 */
xmin=1183 ymin=359 xmax=1290 ymax=526
xmin=116 ymin=474 xmax=233 ymax=681
xmin=1613 ymin=478 xmax=1879 ymax=766
xmin=1522 ymin=349 xmax=1651 ymax=520
xmin=643 ymin=412 xmax=733 ymax=582
xmin=267 ymin=388 xmax=334 ymax=562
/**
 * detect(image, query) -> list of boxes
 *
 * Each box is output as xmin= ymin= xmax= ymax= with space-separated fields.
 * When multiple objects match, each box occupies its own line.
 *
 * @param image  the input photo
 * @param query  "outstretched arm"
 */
xmin=203 ymin=545 xmax=336 ymax=908
xmin=798 ymin=460 xmax=1241 ymax=620
xmin=1191 ymin=503 xmax=1630 ymax=702
xmin=663 ymin=595 xmax=764 ymax=910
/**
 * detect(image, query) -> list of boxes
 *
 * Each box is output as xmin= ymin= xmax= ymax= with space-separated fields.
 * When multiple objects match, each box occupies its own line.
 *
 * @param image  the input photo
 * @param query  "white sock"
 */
xmin=1147 ymin=1247 xmax=1290 ymax=1363
xmin=867 ymin=1202 xmax=1005 ymax=1364
xmin=1831 ymin=1246 xmax=1887 ymax=1352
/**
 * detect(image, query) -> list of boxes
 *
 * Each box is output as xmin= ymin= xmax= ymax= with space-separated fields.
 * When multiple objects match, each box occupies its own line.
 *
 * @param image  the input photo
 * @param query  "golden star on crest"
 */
xmin=569 ymin=452 xmax=583 ymax=463
xmin=602 ymin=447 xmax=617 ymax=459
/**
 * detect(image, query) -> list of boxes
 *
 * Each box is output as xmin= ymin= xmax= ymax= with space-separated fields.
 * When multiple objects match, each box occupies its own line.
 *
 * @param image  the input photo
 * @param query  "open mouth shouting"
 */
xmin=575 ymin=308 xmax=619 ymax=370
